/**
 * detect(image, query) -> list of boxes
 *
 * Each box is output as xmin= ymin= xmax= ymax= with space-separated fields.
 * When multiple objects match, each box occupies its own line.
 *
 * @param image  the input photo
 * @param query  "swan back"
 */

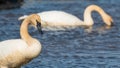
xmin=19 ymin=11 xmax=82 ymax=26
xmin=38 ymin=11 xmax=82 ymax=26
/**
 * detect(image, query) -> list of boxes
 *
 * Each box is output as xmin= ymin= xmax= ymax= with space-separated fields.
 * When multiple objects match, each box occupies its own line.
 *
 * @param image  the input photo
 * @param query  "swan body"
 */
xmin=19 ymin=5 xmax=113 ymax=27
xmin=0 ymin=14 xmax=42 ymax=68
xmin=38 ymin=11 xmax=83 ymax=26
xmin=19 ymin=11 xmax=83 ymax=26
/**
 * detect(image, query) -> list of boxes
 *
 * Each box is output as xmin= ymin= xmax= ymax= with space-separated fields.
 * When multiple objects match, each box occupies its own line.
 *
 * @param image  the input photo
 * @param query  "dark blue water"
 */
xmin=0 ymin=0 xmax=120 ymax=68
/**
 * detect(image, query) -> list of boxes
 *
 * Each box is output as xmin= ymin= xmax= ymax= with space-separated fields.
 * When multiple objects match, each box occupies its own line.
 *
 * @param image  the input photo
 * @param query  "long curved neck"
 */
xmin=83 ymin=5 xmax=106 ymax=26
xmin=20 ymin=19 xmax=33 ymax=45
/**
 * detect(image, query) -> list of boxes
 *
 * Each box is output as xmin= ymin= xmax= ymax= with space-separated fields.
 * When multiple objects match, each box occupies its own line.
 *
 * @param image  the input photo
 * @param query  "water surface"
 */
xmin=0 ymin=0 xmax=119 ymax=68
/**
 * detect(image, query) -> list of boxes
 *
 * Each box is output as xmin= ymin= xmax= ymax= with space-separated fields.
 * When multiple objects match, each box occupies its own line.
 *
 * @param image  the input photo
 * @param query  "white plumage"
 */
xmin=18 ymin=5 xmax=113 ymax=27
xmin=0 ymin=39 xmax=27 ymax=59
xmin=38 ymin=11 xmax=83 ymax=26
xmin=0 ymin=14 xmax=42 ymax=68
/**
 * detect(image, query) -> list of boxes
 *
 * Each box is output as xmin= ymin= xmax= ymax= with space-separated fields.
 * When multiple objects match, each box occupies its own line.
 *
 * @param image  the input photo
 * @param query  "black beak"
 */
xmin=36 ymin=20 xmax=43 ymax=34
xmin=111 ymin=22 xmax=114 ymax=26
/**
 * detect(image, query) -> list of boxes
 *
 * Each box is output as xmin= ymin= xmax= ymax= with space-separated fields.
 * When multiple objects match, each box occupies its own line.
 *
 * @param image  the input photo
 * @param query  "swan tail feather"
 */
xmin=18 ymin=15 xmax=28 ymax=20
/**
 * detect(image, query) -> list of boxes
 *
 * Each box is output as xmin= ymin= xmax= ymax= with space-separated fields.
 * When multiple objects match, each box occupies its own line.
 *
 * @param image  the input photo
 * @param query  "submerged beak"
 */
xmin=37 ymin=21 xmax=43 ymax=34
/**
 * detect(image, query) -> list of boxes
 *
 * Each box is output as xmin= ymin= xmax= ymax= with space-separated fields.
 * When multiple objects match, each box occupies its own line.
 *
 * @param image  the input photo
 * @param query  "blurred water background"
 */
xmin=0 ymin=0 xmax=120 ymax=68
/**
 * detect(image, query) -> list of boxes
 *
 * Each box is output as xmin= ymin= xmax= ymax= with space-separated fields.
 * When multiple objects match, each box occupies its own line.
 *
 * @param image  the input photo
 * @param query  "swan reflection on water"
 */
xmin=84 ymin=25 xmax=113 ymax=33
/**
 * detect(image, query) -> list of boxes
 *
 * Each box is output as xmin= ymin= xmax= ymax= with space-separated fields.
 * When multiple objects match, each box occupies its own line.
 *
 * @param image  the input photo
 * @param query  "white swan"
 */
xmin=0 ymin=14 xmax=43 ymax=68
xmin=19 ymin=5 xmax=113 ymax=27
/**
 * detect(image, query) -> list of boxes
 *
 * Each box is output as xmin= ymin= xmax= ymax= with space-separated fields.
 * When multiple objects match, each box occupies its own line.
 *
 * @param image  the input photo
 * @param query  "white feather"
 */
xmin=0 ymin=39 xmax=27 ymax=59
xmin=38 ymin=11 xmax=82 ymax=26
xmin=18 ymin=11 xmax=82 ymax=26
xmin=18 ymin=5 xmax=113 ymax=26
xmin=0 ymin=14 xmax=42 ymax=68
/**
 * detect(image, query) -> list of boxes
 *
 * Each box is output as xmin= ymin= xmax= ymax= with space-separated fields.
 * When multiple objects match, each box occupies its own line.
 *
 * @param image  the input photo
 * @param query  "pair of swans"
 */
xmin=0 ymin=5 xmax=113 ymax=68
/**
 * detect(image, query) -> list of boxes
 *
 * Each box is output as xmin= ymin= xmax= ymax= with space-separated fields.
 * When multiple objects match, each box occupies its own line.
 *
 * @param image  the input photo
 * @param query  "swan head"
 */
xmin=27 ymin=14 xmax=43 ymax=34
xmin=102 ymin=14 xmax=113 ymax=26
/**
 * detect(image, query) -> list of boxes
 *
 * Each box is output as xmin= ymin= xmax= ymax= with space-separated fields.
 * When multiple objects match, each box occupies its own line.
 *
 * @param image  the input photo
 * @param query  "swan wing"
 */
xmin=18 ymin=11 xmax=82 ymax=26
xmin=38 ymin=11 xmax=82 ymax=26
xmin=0 ymin=39 xmax=27 ymax=59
